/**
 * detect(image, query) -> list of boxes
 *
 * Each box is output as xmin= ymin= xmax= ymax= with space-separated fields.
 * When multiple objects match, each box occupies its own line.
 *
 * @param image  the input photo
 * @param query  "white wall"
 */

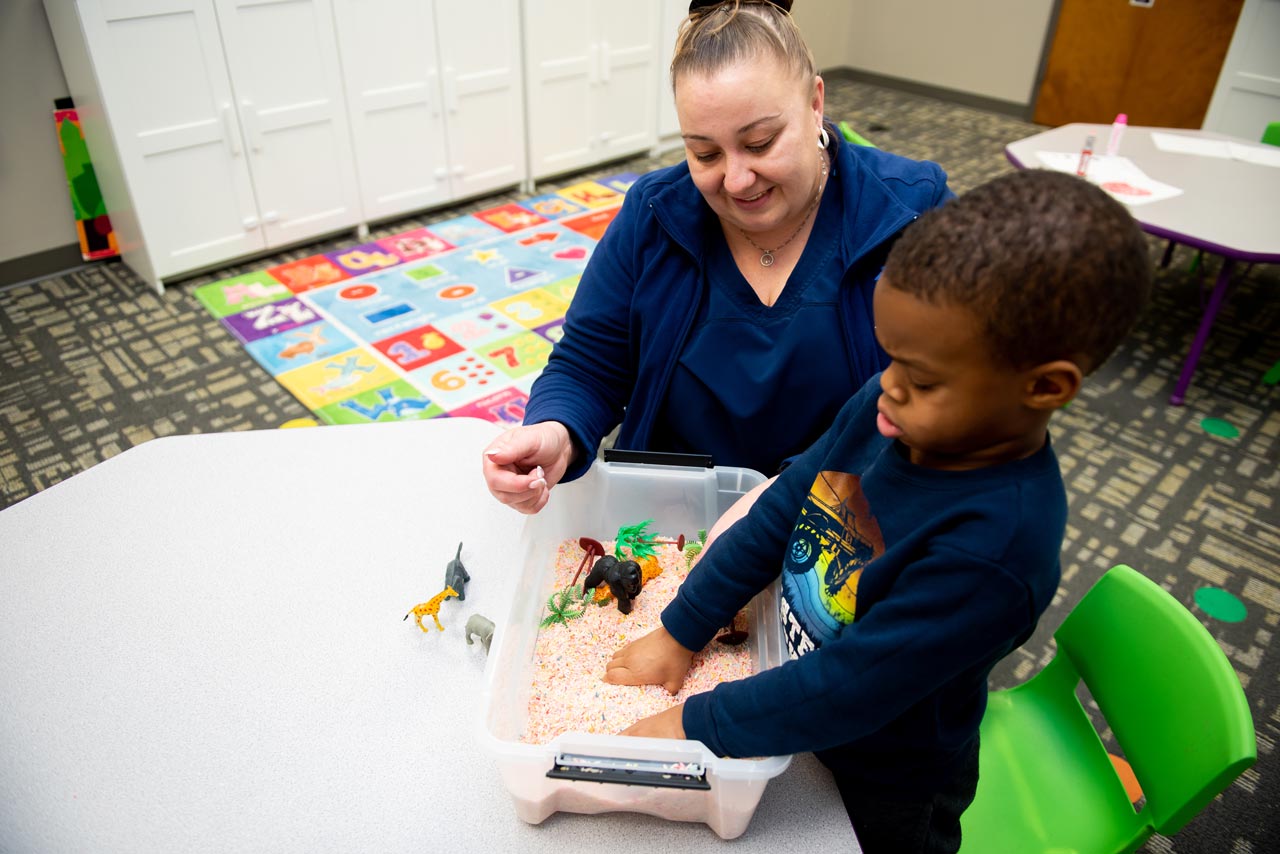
xmin=794 ymin=0 xmax=1056 ymax=107
xmin=1203 ymin=0 xmax=1280 ymax=140
xmin=0 ymin=0 xmax=76 ymax=266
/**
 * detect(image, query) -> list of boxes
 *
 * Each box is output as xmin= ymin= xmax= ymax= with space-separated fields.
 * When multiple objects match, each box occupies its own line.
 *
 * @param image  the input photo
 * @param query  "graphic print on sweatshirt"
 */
xmin=780 ymin=471 xmax=884 ymax=658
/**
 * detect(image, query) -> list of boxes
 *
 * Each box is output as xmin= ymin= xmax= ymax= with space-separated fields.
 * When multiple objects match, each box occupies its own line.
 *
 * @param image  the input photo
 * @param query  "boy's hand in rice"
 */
xmin=604 ymin=626 xmax=694 ymax=696
xmin=619 ymin=701 xmax=686 ymax=740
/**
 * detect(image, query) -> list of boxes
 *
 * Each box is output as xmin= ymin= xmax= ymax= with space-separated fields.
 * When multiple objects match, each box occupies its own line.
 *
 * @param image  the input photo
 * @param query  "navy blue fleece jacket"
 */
xmin=523 ymin=136 xmax=952 ymax=482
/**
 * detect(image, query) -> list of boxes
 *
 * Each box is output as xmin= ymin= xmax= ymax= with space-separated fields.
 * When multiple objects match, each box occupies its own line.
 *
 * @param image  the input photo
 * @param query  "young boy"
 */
xmin=603 ymin=168 xmax=1152 ymax=853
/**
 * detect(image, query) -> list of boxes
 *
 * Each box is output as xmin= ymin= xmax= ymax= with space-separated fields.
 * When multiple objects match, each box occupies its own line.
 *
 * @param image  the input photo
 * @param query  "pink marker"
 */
xmin=1106 ymin=113 xmax=1127 ymax=156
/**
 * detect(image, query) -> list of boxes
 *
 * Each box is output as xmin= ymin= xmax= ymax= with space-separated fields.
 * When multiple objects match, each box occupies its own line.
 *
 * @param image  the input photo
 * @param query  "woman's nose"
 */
xmin=722 ymin=154 xmax=755 ymax=194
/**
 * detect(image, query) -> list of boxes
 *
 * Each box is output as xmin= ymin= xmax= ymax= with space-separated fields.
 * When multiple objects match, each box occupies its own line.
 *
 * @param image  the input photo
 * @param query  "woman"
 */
xmin=483 ymin=0 xmax=952 ymax=528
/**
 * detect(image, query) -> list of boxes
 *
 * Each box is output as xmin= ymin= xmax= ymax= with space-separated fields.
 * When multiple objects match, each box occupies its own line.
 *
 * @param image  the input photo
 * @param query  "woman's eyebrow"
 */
xmin=681 ymin=114 xmax=782 ymax=142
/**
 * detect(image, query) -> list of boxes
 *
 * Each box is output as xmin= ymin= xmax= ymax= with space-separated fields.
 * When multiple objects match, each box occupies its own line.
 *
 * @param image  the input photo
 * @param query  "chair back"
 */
xmin=1262 ymin=121 xmax=1280 ymax=147
xmin=1048 ymin=565 xmax=1255 ymax=836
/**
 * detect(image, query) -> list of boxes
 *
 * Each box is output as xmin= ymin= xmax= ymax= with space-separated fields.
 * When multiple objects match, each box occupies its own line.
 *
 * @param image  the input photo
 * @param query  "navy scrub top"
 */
xmin=652 ymin=163 xmax=858 ymax=476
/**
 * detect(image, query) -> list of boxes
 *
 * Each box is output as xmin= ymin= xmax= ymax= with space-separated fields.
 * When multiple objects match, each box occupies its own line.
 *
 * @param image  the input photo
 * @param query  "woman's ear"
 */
xmin=1025 ymin=360 xmax=1083 ymax=410
xmin=811 ymin=74 xmax=825 ymax=120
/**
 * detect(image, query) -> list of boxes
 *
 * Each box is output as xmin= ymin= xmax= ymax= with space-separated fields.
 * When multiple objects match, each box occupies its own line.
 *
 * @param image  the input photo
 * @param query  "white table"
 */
xmin=0 ymin=418 xmax=856 ymax=853
xmin=1005 ymin=123 xmax=1280 ymax=404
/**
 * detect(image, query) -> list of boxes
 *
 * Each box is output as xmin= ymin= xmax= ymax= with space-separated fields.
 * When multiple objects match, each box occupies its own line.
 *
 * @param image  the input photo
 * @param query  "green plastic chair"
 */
xmin=838 ymin=120 xmax=877 ymax=148
xmin=959 ymin=565 xmax=1256 ymax=854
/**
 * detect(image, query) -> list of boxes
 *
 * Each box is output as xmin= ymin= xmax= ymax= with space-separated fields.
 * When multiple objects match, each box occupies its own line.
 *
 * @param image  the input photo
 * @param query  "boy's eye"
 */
xmin=910 ymin=378 xmax=936 ymax=391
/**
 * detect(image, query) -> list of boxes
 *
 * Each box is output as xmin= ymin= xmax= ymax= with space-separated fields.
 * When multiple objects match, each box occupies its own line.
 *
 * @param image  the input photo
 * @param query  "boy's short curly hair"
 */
xmin=882 ymin=169 xmax=1152 ymax=374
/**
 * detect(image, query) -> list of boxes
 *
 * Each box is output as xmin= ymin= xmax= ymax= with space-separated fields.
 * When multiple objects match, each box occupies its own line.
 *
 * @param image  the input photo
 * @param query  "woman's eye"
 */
xmin=693 ymin=151 xmax=720 ymax=164
xmin=746 ymin=137 xmax=775 ymax=154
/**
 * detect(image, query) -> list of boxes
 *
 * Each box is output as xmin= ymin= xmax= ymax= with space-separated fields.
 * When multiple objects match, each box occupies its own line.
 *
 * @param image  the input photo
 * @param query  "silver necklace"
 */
xmin=738 ymin=155 xmax=828 ymax=267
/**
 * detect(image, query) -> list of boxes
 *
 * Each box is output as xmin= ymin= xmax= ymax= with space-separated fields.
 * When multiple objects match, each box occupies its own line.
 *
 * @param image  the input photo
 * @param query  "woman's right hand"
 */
xmin=481 ymin=421 xmax=577 ymax=514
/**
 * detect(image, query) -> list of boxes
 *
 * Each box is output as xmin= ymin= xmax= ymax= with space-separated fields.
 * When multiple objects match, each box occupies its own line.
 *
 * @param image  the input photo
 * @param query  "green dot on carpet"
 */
xmin=1194 ymin=587 xmax=1247 ymax=623
xmin=1263 ymin=361 xmax=1280 ymax=386
xmin=1201 ymin=418 xmax=1239 ymax=439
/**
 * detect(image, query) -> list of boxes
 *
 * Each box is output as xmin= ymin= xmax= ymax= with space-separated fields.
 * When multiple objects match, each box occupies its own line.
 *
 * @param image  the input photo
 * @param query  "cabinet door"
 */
xmin=657 ymin=0 xmax=685 ymax=139
xmin=593 ymin=1 xmax=659 ymax=158
xmin=82 ymin=0 xmax=266 ymax=279
xmin=523 ymin=0 xmax=597 ymax=178
xmin=332 ymin=0 xmax=452 ymax=222
xmin=434 ymin=0 xmax=527 ymax=198
xmin=215 ymin=0 xmax=362 ymax=247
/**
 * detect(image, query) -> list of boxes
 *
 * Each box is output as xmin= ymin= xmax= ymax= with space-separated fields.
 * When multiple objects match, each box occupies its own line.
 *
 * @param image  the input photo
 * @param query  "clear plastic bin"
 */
xmin=479 ymin=457 xmax=791 ymax=839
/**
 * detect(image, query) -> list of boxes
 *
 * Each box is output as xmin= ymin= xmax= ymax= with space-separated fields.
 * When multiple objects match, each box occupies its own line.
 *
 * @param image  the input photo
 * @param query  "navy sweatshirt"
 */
xmin=663 ymin=376 xmax=1064 ymax=796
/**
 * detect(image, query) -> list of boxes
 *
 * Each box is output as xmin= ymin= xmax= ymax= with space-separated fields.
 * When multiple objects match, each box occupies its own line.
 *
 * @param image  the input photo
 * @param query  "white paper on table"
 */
xmin=1150 ymin=132 xmax=1233 ymax=158
xmin=1228 ymin=142 xmax=1280 ymax=168
xmin=1032 ymin=152 xmax=1184 ymax=206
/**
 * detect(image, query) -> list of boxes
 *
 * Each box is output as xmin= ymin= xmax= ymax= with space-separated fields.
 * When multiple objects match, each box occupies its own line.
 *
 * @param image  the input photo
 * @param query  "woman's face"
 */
xmin=675 ymin=55 xmax=825 ymax=239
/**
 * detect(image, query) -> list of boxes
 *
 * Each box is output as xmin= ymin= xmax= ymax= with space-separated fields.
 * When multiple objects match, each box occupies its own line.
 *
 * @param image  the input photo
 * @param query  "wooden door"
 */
xmin=216 ymin=0 xmax=363 ymax=247
xmin=333 ymin=0 xmax=452 ymax=222
xmin=1035 ymin=0 xmax=1245 ymax=129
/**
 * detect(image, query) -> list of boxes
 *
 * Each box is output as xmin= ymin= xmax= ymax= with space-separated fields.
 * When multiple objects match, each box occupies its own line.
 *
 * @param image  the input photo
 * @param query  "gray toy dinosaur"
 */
xmin=444 ymin=542 xmax=470 ymax=600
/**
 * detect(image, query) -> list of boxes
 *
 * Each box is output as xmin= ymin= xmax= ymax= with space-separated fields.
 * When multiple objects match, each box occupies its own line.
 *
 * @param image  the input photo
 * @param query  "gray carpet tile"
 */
xmin=1 ymin=76 xmax=1276 ymax=851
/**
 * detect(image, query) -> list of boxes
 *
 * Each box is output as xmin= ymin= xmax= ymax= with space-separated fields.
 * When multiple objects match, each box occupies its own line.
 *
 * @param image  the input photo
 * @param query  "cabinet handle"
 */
xmin=221 ymin=104 xmax=242 ymax=156
xmin=589 ymin=44 xmax=599 ymax=85
xmin=242 ymin=215 xmax=259 ymax=230
xmin=262 ymin=210 xmax=280 ymax=224
xmin=443 ymin=67 xmax=459 ymax=114
xmin=600 ymin=41 xmax=611 ymax=83
xmin=453 ymin=165 xmax=465 ymax=176
xmin=240 ymin=99 xmax=262 ymax=152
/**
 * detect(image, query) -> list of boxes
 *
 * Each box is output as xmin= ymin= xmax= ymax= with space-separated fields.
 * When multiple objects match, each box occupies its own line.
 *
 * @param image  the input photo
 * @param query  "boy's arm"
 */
xmin=658 ymin=393 xmax=858 ymax=653
xmin=682 ymin=548 xmax=1041 ymax=758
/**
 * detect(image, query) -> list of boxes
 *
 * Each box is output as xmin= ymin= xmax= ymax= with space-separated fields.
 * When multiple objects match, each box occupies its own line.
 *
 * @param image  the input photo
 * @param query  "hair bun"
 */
xmin=688 ymin=0 xmax=794 ymax=14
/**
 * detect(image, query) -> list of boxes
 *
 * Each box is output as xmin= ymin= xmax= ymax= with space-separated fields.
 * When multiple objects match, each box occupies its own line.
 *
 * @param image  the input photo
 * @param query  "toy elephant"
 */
xmin=464 ymin=613 xmax=495 ymax=654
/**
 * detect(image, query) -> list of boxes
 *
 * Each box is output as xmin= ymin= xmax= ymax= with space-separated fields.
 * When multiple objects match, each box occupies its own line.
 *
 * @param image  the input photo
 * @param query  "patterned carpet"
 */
xmin=1 ymin=75 xmax=1276 ymax=851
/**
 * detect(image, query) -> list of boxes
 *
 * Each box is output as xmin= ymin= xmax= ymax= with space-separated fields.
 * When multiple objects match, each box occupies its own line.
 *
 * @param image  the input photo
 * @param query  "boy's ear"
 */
xmin=1024 ymin=360 xmax=1083 ymax=410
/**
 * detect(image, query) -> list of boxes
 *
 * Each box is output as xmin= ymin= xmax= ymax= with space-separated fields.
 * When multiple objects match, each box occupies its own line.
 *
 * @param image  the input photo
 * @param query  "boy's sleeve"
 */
xmin=660 ymin=386 xmax=875 ymax=653
xmin=680 ymin=547 xmax=1039 ymax=758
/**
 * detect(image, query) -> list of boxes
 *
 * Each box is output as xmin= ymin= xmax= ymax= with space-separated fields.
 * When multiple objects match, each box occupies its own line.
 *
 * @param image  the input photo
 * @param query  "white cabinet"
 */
xmin=44 ymin=0 xmax=361 ymax=292
xmin=523 ymin=0 xmax=661 ymax=180
xmin=656 ymin=0 xmax=686 ymax=147
xmin=334 ymin=0 xmax=527 ymax=223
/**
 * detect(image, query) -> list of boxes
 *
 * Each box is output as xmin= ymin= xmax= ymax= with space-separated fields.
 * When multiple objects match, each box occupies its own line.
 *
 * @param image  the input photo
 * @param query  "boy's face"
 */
xmin=872 ymin=280 xmax=1047 ymax=470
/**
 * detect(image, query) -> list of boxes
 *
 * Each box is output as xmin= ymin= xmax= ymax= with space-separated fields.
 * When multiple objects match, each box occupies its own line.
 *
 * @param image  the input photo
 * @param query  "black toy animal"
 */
xmin=444 ymin=542 xmax=470 ymax=600
xmin=582 ymin=555 xmax=643 ymax=615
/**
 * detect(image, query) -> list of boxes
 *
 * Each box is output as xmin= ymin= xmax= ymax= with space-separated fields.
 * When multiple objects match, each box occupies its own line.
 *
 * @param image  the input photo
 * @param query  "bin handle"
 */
xmin=602 ymin=449 xmax=713 ymax=469
xmin=546 ymin=752 xmax=711 ymax=791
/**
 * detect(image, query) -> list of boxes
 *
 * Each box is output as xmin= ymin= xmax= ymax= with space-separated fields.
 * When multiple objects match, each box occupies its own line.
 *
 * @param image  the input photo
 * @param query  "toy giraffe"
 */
xmin=404 ymin=586 xmax=459 ymax=632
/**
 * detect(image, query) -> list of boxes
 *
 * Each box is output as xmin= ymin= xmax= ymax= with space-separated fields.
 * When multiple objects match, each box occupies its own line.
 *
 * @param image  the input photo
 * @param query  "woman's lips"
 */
xmin=877 ymin=410 xmax=903 ymax=440
xmin=732 ymin=186 xmax=773 ymax=212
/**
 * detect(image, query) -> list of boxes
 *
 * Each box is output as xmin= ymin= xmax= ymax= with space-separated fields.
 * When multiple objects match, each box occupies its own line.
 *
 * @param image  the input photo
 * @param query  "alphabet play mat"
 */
xmin=194 ymin=174 xmax=637 ymax=426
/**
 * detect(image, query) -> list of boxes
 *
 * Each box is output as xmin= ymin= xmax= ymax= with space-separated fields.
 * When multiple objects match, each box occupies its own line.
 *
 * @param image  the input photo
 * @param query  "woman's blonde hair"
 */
xmin=671 ymin=1 xmax=816 ymax=91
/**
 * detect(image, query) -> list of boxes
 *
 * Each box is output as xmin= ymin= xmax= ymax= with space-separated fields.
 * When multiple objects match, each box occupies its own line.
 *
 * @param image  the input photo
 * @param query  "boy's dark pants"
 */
xmin=822 ymin=736 xmax=980 ymax=854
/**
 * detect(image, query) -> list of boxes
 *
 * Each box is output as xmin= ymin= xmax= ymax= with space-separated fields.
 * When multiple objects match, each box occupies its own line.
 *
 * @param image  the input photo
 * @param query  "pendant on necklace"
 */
xmin=759 ymin=251 xmax=775 ymax=267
